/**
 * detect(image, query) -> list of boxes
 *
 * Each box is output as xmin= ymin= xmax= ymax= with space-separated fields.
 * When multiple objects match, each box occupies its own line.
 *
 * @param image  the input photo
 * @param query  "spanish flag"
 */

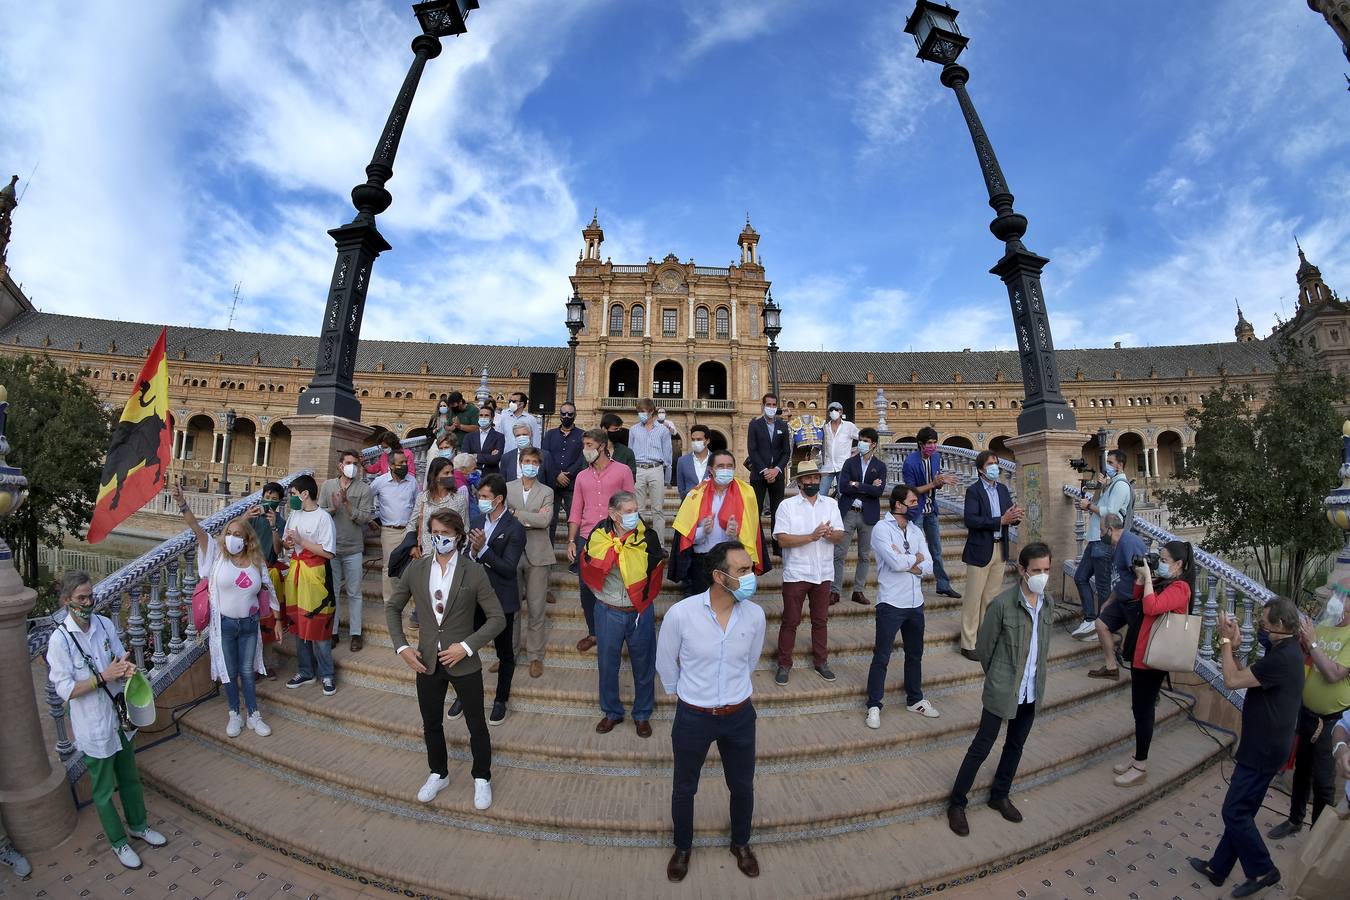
xmin=671 ymin=477 xmax=768 ymax=573
xmin=582 ymin=520 xmax=666 ymax=614
xmin=283 ymin=550 xmax=335 ymax=642
xmin=87 ymin=328 xmax=172 ymax=544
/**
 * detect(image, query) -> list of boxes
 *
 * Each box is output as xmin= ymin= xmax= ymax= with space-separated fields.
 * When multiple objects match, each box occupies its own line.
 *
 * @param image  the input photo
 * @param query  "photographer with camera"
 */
xmin=1087 ymin=513 xmax=1147 ymax=679
xmin=1112 ymin=540 xmax=1194 ymax=787
xmin=1071 ymin=449 xmax=1132 ymax=640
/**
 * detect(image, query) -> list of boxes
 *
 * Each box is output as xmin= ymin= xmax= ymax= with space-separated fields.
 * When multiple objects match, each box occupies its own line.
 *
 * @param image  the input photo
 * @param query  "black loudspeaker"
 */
xmin=529 ymin=372 xmax=557 ymax=415
xmin=828 ymin=383 xmax=856 ymax=415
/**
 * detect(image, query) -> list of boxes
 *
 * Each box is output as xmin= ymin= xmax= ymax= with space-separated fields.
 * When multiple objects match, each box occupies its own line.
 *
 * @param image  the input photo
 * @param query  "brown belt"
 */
xmin=598 ymin=598 xmax=639 ymax=614
xmin=679 ymin=698 xmax=751 ymax=717
xmin=637 ymin=461 xmax=664 ymax=469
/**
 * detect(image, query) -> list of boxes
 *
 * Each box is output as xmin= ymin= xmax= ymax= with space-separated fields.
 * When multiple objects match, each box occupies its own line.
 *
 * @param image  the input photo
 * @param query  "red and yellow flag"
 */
xmin=672 ymin=477 xmax=767 ymax=573
xmin=87 ymin=328 xmax=172 ymax=544
xmin=582 ymin=522 xmax=666 ymax=614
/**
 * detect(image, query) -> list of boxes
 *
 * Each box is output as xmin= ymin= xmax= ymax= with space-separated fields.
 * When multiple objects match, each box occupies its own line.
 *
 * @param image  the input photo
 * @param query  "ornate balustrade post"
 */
xmin=165 ymin=557 xmax=184 ymax=655
xmin=1200 ymin=573 xmax=1219 ymax=661
xmin=183 ymin=546 xmax=200 ymax=643
xmin=126 ymin=584 xmax=147 ymax=669
xmin=45 ymin=680 xmax=73 ymax=758
xmin=1237 ymin=587 xmax=1256 ymax=659
xmin=1073 ymin=503 xmax=1085 ymax=558
xmin=147 ymin=571 xmax=166 ymax=668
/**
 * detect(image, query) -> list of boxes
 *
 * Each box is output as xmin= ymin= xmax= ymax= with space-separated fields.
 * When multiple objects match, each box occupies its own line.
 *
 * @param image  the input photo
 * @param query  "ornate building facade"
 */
xmin=0 ymin=216 xmax=1345 ymax=496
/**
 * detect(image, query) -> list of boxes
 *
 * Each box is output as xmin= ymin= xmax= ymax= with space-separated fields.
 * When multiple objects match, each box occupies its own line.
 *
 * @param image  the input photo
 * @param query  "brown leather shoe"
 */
xmin=635 ymin=720 xmax=652 ymax=738
xmin=529 ymin=660 xmax=543 ymax=678
xmin=349 ymin=635 xmax=364 ymax=652
xmin=546 ymin=590 xmax=557 ymax=605
xmin=667 ymin=849 xmax=691 ymax=882
xmin=595 ymin=716 xmax=622 ymax=734
xmin=828 ymin=591 xmax=841 ymax=607
xmin=729 ymin=844 xmax=760 ymax=877
xmin=489 ymin=660 xmax=500 ymax=673
xmin=576 ymin=635 xmax=597 ymax=652
xmin=850 ymin=591 xmax=869 ymax=605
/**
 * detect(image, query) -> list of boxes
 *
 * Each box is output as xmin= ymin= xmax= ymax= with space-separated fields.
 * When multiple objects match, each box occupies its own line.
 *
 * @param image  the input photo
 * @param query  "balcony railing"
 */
xmin=598 ymin=397 xmax=737 ymax=411
xmin=612 ymin=265 xmax=647 ymax=273
xmin=693 ymin=266 xmax=730 ymax=277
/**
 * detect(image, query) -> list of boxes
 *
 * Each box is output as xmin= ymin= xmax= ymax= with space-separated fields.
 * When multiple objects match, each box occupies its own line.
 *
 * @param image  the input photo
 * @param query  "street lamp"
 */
xmin=761 ymin=290 xmax=782 ymax=398
xmin=217 ymin=409 xmax=237 ymax=496
xmin=903 ymin=1 xmax=1075 ymax=435
xmin=298 ymin=1 xmax=479 ymax=421
xmin=565 ymin=287 xmax=586 ymax=403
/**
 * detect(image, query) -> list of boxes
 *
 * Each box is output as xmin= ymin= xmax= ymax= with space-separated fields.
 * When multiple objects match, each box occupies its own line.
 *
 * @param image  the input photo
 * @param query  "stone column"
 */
xmin=1004 ymin=429 xmax=1090 ymax=572
xmin=280 ymin=415 xmax=373 ymax=483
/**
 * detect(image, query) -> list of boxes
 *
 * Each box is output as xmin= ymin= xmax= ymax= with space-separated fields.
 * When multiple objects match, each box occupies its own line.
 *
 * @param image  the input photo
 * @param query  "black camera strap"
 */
xmin=60 ymin=617 xmax=132 ymax=729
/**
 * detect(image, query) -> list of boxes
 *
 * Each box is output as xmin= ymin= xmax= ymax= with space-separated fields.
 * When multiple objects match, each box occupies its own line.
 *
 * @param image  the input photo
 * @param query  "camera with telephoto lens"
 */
xmin=1131 ymin=552 xmax=1159 ymax=571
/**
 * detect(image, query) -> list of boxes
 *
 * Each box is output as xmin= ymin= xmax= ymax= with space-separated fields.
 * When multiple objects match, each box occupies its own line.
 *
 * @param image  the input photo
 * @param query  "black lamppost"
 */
xmin=565 ymin=287 xmax=586 ymax=403
xmin=217 ymin=409 xmax=237 ymax=496
xmin=298 ymin=1 xmax=478 ymax=421
xmin=761 ymin=290 xmax=782 ymax=398
xmin=903 ymin=1 xmax=1075 ymax=435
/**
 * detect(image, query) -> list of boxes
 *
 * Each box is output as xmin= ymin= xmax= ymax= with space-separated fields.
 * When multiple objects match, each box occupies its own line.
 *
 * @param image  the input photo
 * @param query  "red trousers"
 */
xmin=777 ymin=580 xmax=832 ymax=668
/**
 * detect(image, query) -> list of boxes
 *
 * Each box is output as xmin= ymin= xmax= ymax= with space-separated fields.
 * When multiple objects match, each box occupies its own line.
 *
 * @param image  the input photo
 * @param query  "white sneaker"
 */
xmin=1070 ymin=619 xmax=1096 ymax=639
xmin=907 ymin=699 xmax=941 ymax=719
xmin=127 ymin=827 xmax=167 ymax=847
xmin=473 ymin=778 xmax=492 ymax=810
xmin=865 ymin=707 xmax=881 ymax=729
xmin=246 ymin=712 xmax=272 ymax=737
xmin=113 ymin=843 xmax=142 ymax=869
xmin=226 ymin=711 xmax=243 ymax=738
xmin=416 ymin=773 xmax=450 ymax=803
xmin=0 ymin=844 xmax=32 ymax=878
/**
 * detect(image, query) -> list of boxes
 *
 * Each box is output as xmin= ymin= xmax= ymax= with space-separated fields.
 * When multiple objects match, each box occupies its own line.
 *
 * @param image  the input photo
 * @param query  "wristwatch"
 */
xmin=1220 ymin=637 xmax=1232 ymax=646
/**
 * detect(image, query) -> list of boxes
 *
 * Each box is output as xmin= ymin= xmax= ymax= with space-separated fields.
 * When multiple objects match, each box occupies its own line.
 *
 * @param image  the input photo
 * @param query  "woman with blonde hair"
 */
xmin=173 ymin=484 xmax=280 ymax=737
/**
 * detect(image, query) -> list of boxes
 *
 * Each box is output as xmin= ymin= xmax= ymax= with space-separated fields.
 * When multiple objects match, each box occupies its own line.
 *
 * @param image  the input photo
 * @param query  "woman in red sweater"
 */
xmin=1114 ymin=539 xmax=1195 ymax=787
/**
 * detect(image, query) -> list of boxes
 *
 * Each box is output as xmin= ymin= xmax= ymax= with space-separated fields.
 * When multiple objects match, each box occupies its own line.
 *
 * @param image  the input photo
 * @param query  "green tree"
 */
xmin=1159 ymin=335 xmax=1347 ymax=597
xmin=0 ymin=354 xmax=110 ymax=587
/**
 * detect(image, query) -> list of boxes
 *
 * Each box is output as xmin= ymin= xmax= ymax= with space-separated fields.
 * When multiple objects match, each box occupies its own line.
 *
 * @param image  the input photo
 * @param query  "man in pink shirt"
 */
xmin=567 ymin=428 xmax=635 ymax=652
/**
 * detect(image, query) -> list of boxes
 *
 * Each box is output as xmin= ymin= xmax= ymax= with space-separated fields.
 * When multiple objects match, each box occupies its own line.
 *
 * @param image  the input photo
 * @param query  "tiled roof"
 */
xmin=0 ymin=310 xmax=1276 ymax=385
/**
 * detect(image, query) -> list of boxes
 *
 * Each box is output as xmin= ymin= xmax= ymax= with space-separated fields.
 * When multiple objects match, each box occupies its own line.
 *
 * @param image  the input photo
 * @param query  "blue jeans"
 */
xmin=220 ymin=613 xmax=260 ymax=714
xmin=920 ymin=510 xmax=952 ymax=592
xmin=595 ymin=602 xmax=655 ymax=722
xmin=1209 ymin=763 xmax=1279 ymax=881
xmin=329 ymin=551 xmax=364 ymax=637
xmin=866 ymin=604 xmax=925 ymax=708
xmin=819 ymin=472 xmax=837 ymax=500
xmin=1073 ymin=540 xmax=1111 ymax=620
xmin=296 ymin=634 xmax=335 ymax=680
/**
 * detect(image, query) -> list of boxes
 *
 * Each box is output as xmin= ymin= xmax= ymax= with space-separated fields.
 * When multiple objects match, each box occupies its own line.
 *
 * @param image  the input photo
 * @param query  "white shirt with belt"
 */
xmin=820 ymin=419 xmax=859 ymax=474
xmin=1017 ymin=591 xmax=1042 ymax=705
xmin=656 ymin=591 xmax=766 ymax=708
xmin=870 ymin=514 xmax=933 ymax=609
xmin=46 ymin=614 xmax=129 ymax=759
xmin=774 ymin=494 xmax=844 ymax=585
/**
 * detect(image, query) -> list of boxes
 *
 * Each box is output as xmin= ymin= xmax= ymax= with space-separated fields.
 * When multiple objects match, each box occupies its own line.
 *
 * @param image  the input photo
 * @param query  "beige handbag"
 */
xmin=1288 ymin=806 xmax=1350 ymax=898
xmin=1141 ymin=611 xmax=1202 ymax=672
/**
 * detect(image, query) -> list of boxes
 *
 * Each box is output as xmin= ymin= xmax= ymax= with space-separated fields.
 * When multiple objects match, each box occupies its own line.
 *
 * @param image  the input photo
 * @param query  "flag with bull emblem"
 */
xmin=87 ymin=328 xmax=172 ymax=544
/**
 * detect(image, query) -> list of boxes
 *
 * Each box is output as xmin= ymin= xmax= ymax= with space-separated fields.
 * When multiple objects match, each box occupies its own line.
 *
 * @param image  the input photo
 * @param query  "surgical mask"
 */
xmin=801 ymin=483 xmax=820 ymax=497
xmin=763 ymin=406 xmax=777 ymax=418
xmin=714 ymin=468 xmax=735 ymax=486
xmin=439 ymin=405 xmax=448 ymax=414
xmin=620 ymin=512 xmax=640 ymax=531
xmin=342 ymin=463 xmax=358 ymax=479
xmin=657 ymin=412 xmax=667 ymax=422
xmin=478 ymin=418 xmax=491 ymax=429
xmin=637 ymin=411 xmax=649 ymax=424
xmin=508 ymin=401 xmax=519 ymax=413
xmin=521 ymin=463 xmax=540 ymax=479
xmin=1026 ymin=572 xmax=1049 ymax=595
xmin=1155 ymin=559 xmax=1173 ymax=581
xmin=1104 ymin=463 xmax=1118 ymax=478
xmin=583 ymin=448 xmax=600 ymax=464
xmin=289 ymin=495 xmax=302 ymax=510
xmin=431 ymin=533 xmax=456 ymax=556
xmin=515 ymin=434 xmax=530 ymax=448
xmin=858 ymin=440 xmax=872 ymax=455
xmin=921 ymin=445 xmax=937 ymax=458
xmin=829 ymin=409 xmax=841 ymax=421
xmin=721 ymin=571 xmax=757 ymax=603
xmin=984 ymin=464 xmax=1000 ymax=480
xmin=691 ymin=440 xmax=706 ymax=453
xmin=225 ymin=535 xmax=245 ymax=555
xmin=478 ymin=498 xmax=495 ymax=515
xmin=436 ymin=449 xmax=454 ymax=460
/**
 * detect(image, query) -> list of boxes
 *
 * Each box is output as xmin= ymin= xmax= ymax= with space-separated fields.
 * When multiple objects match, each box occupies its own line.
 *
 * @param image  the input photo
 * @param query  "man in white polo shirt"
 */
xmin=772 ymin=460 xmax=845 ymax=685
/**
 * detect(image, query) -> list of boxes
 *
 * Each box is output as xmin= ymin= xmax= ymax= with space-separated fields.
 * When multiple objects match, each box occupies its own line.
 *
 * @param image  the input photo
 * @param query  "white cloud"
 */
xmin=677 ymin=0 xmax=797 ymax=64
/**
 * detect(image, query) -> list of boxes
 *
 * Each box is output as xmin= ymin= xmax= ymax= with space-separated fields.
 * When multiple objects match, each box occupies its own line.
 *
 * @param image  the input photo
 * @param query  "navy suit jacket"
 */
xmin=473 ymin=509 xmax=526 ymax=614
xmin=961 ymin=479 xmax=1016 ymax=568
xmin=500 ymin=448 xmax=556 ymax=487
xmin=837 ymin=454 xmax=889 ymax=525
xmin=745 ymin=416 xmax=791 ymax=478
xmin=463 ymin=428 xmax=506 ymax=474
xmin=676 ymin=452 xmax=709 ymax=499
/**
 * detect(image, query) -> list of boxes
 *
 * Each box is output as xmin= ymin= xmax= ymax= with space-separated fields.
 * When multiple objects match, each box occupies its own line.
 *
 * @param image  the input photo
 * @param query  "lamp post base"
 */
xmin=281 ymin=415 xmax=376 ymax=483
xmin=1004 ymin=428 xmax=1090 ymax=568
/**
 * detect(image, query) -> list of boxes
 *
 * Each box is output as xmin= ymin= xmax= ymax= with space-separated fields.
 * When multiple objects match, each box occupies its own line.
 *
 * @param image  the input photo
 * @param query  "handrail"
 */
xmin=881 ymin=442 xmax=1018 ymax=529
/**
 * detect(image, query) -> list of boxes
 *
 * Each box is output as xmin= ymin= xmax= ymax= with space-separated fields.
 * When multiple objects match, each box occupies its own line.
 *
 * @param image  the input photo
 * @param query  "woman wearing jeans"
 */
xmin=1113 ymin=539 xmax=1194 ymax=786
xmin=174 ymin=484 xmax=280 ymax=738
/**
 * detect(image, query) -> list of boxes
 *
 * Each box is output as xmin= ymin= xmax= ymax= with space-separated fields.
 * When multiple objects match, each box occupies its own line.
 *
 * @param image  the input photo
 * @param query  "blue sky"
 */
xmin=1 ymin=0 xmax=1347 ymax=353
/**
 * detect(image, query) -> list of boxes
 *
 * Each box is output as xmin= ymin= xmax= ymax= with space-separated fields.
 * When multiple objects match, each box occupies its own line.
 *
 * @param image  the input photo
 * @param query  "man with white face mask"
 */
xmin=319 ymin=449 xmax=374 ymax=652
xmin=495 ymin=390 xmax=541 ymax=447
xmin=676 ymin=424 xmax=713 ymax=501
xmin=947 ymin=542 xmax=1055 ymax=838
xmin=818 ymin=400 xmax=859 ymax=499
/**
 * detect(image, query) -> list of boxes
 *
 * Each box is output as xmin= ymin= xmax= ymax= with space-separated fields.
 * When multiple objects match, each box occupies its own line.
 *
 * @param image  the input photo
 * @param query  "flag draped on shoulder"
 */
xmin=669 ymin=478 xmax=769 ymax=579
xmin=581 ymin=520 xmax=666 ymax=614
xmin=87 ymin=328 xmax=172 ymax=544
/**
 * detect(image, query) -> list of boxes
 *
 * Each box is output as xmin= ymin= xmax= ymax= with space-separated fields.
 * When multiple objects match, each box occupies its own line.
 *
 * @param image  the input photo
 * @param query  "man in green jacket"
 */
xmin=947 ymin=542 xmax=1054 ymax=837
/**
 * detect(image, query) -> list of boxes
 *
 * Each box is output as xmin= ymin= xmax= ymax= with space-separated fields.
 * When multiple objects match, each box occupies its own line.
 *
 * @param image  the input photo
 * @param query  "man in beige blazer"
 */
xmin=508 ymin=446 xmax=556 ymax=678
xmin=387 ymin=508 xmax=504 ymax=810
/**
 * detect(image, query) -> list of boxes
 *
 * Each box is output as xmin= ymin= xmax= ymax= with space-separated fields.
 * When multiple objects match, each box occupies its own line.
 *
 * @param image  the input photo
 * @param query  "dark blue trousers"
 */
xmin=866 ymin=604 xmax=925 ymax=708
xmin=1209 ymin=763 xmax=1279 ymax=881
xmin=671 ymin=701 xmax=756 ymax=851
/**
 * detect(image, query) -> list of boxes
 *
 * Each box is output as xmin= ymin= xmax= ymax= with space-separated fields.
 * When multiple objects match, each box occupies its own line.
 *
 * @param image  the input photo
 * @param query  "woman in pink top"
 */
xmin=365 ymin=431 xmax=416 ymax=479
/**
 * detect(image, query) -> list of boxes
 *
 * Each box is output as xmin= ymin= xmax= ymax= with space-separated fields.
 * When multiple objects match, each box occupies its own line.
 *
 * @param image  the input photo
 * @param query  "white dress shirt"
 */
xmin=496 ymin=410 xmax=542 ymax=447
xmin=774 ymin=493 xmax=844 ymax=585
xmin=475 ymin=507 xmax=503 ymax=560
xmin=656 ymin=591 xmax=767 ymax=708
xmin=1017 ymin=591 xmax=1042 ymax=705
xmin=692 ymin=489 xmax=730 ymax=553
xmin=691 ymin=452 xmax=709 ymax=485
xmin=46 ymin=614 xmax=129 ymax=759
xmin=982 ymin=478 xmax=1003 ymax=540
xmin=820 ymin=419 xmax=859 ymax=474
xmin=870 ymin=514 xmax=933 ymax=609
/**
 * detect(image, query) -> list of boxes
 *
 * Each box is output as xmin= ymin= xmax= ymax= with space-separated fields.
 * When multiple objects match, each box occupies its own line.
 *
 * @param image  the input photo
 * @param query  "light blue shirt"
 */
xmin=370 ymin=471 xmax=419 ymax=527
xmin=982 ymin=477 xmax=1003 ymax=540
xmin=870 ymin=514 xmax=933 ymax=609
xmin=656 ymin=590 xmax=766 ymax=708
xmin=1016 ymin=591 xmax=1042 ymax=705
xmin=628 ymin=421 xmax=673 ymax=482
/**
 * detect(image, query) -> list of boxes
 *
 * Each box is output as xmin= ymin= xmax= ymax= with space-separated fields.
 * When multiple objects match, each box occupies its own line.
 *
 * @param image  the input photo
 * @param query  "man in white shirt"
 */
xmin=866 ymin=484 xmax=939 ymax=729
xmin=657 ymin=541 xmax=767 ymax=883
xmin=675 ymin=424 xmax=712 ymax=500
xmin=495 ymin=390 xmax=542 ymax=447
xmin=818 ymin=400 xmax=858 ymax=499
xmin=772 ymin=460 xmax=845 ymax=685
xmin=370 ymin=455 xmax=419 ymax=605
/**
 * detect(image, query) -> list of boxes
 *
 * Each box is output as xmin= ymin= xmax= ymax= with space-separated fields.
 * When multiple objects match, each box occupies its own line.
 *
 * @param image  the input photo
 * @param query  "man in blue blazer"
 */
xmin=455 ymin=475 xmax=526 ymax=726
xmin=833 ymin=427 xmax=888 ymax=605
xmin=745 ymin=393 xmax=791 ymax=556
xmin=959 ymin=450 xmax=1024 ymax=660
xmin=462 ymin=416 xmax=506 ymax=476
xmin=500 ymin=422 xmax=556 ymax=486
xmin=675 ymin=424 xmax=713 ymax=500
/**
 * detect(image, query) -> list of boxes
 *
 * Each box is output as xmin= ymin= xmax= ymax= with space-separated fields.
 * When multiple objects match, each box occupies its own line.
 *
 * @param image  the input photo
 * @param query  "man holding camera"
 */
xmin=1072 ymin=449 xmax=1132 ymax=640
xmin=1087 ymin=513 xmax=1147 ymax=679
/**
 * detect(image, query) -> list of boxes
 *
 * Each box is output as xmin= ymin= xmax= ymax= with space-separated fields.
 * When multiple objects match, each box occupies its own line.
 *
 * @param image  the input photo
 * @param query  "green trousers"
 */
xmin=84 ymin=734 xmax=147 ymax=848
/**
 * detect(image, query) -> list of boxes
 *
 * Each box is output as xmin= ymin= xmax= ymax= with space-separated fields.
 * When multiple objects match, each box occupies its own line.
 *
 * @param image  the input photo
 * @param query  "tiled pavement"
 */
xmin=0 ymin=768 xmax=1318 ymax=899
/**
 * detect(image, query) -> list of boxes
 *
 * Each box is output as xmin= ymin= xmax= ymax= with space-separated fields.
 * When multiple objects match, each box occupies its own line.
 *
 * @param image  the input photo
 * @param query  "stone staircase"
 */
xmin=133 ymin=490 xmax=1231 ymax=899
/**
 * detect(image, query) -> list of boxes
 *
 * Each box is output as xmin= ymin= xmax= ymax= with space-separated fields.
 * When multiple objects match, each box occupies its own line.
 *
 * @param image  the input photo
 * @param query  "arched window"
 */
xmin=630 ymin=305 xmax=645 ymax=336
xmin=715 ymin=307 xmax=730 ymax=339
xmin=609 ymin=304 xmax=625 ymax=336
xmin=695 ymin=307 xmax=709 ymax=338
xmin=900 ymin=401 xmax=909 ymax=410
